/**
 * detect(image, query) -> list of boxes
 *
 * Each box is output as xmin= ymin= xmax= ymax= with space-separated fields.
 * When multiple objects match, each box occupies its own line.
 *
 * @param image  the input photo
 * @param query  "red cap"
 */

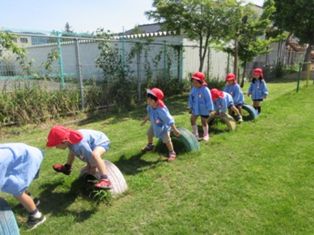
xmin=253 ymin=68 xmax=263 ymax=78
xmin=210 ymin=88 xmax=224 ymax=101
xmin=191 ymin=72 xmax=207 ymax=85
xmin=147 ymin=88 xmax=165 ymax=107
xmin=46 ymin=125 xmax=83 ymax=147
xmin=225 ymin=73 xmax=236 ymax=82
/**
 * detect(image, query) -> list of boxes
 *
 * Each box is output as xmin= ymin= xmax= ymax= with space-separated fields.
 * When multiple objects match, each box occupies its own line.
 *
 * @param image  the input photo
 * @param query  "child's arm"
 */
xmin=262 ymin=81 xmax=269 ymax=98
xmin=170 ymin=124 xmax=180 ymax=137
xmin=66 ymin=152 xmax=76 ymax=165
xmin=247 ymin=83 xmax=253 ymax=96
xmin=141 ymin=115 xmax=149 ymax=126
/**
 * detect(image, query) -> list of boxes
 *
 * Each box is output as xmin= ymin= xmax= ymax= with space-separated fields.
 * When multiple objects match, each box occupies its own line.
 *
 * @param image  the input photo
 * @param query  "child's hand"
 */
xmin=140 ymin=120 xmax=147 ymax=126
xmin=141 ymin=116 xmax=148 ymax=126
xmin=172 ymin=129 xmax=180 ymax=137
xmin=247 ymin=93 xmax=251 ymax=97
xmin=209 ymin=111 xmax=216 ymax=117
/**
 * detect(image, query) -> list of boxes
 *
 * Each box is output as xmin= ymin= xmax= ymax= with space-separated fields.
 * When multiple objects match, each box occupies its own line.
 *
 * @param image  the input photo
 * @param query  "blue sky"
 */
xmin=0 ymin=0 xmax=264 ymax=34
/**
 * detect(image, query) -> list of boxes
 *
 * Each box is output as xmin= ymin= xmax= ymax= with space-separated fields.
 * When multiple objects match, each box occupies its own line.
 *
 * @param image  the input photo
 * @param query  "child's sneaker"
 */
xmin=52 ymin=163 xmax=72 ymax=175
xmin=27 ymin=214 xmax=46 ymax=230
xmin=141 ymin=143 xmax=154 ymax=152
xmin=94 ymin=179 xmax=112 ymax=190
xmin=167 ymin=151 xmax=176 ymax=161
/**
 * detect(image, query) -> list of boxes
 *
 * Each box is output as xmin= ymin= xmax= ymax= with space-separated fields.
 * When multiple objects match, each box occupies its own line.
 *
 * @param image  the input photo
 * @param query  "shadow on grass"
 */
xmin=114 ymin=151 xmax=163 ymax=176
xmin=34 ymin=178 xmax=98 ymax=223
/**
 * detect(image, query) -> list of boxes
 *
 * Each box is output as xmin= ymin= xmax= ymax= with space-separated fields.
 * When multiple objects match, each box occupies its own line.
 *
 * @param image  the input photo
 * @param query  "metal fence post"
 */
xmin=163 ymin=41 xmax=167 ymax=79
xmin=74 ymin=38 xmax=85 ymax=110
xmin=57 ymin=32 xmax=65 ymax=89
xmin=296 ymin=62 xmax=302 ymax=92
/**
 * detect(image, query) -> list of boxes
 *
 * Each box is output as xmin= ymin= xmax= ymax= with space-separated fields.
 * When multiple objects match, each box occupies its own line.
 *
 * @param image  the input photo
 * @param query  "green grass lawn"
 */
xmin=1 ymin=80 xmax=314 ymax=235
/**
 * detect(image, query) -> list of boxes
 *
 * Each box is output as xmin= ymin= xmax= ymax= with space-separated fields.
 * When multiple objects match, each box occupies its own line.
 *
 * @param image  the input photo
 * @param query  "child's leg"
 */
xmin=236 ymin=105 xmax=243 ymax=116
xmin=201 ymin=116 xmax=209 ymax=141
xmin=163 ymin=132 xmax=176 ymax=161
xmin=92 ymin=146 xmax=112 ymax=189
xmin=253 ymin=101 xmax=261 ymax=113
xmin=15 ymin=192 xmax=37 ymax=213
xmin=142 ymin=125 xmax=155 ymax=151
xmin=230 ymin=105 xmax=243 ymax=122
xmin=91 ymin=146 xmax=108 ymax=176
xmin=15 ymin=192 xmax=46 ymax=229
xmin=190 ymin=115 xmax=199 ymax=137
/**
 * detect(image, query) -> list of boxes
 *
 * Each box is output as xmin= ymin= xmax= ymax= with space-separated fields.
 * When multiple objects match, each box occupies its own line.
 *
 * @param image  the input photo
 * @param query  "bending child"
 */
xmin=0 ymin=143 xmax=46 ymax=230
xmin=46 ymin=126 xmax=112 ymax=189
xmin=210 ymin=88 xmax=242 ymax=122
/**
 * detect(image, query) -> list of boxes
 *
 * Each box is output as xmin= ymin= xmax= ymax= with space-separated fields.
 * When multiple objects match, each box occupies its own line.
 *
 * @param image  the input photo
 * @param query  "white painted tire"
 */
xmin=80 ymin=160 xmax=128 ymax=196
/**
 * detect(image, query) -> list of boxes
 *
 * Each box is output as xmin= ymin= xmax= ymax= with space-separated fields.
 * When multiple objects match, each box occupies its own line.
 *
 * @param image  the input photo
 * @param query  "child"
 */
xmin=223 ymin=73 xmax=244 ymax=122
xmin=46 ymin=126 xmax=112 ymax=189
xmin=188 ymin=71 xmax=214 ymax=141
xmin=0 ymin=143 xmax=46 ymax=230
xmin=210 ymin=88 xmax=242 ymax=122
xmin=141 ymin=88 xmax=180 ymax=161
xmin=248 ymin=68 xmax=269 ymax=114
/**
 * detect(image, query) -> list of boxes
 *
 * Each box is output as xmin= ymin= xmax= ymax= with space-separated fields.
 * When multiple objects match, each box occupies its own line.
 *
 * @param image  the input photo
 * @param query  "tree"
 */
xmin=272 ymin=0 xmax=314 ymax=66
xmin=0 ymin=32 xmax=25 ymax=58
xmin=64 ymin=22 xmax=73 ymax=33
xmin=146 ymin=0 xmax=237 ymax=72
xmin=221 ymin=1 xmax=281 ymax=86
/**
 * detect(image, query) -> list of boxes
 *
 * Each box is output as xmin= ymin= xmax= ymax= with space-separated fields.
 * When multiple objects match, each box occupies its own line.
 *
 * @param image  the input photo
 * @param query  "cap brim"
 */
xmin=147 ymin=89 xmax=156 ymax=97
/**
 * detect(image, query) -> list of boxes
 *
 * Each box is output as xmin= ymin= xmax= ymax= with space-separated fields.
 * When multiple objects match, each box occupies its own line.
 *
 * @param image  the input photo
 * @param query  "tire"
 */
xmin=0 ymin=198 xmax=20 ymax=235
xmin=155 ymin=127 xmax=200 ymax=154
xmin=80 ymin=160 xmax=128 ymax=197
xmin=242 ymin=104 xmax=258 ymax=121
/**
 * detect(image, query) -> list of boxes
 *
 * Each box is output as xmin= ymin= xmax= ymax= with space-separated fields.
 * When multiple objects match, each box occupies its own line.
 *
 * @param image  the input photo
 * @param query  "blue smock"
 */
xmin=213 ymin=92 xmax=234 ymax=113
xmin=224 ymin=83 xmax=244 ymax=106
xmin=69 ymin=129 xmax=110 ymax=163
xmin=188 ymin=86 xmax=214 ymax=116
xmin=147 ymin=105 xmax=174 ymax=139
xmin=248 ymin=79 xmax=268 ymax=100
xmin=0 ymin=143 xmax=43 ymax=196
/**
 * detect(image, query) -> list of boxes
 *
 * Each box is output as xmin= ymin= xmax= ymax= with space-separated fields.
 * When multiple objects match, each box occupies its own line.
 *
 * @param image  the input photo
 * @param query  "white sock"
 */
xmin=32 ymin=211 xmax=42 ymax=219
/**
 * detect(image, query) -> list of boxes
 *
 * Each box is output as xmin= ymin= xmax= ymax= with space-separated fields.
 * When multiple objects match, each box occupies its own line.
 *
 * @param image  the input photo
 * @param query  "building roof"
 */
xmin=122 ymin=23 xmax=164 ymax=35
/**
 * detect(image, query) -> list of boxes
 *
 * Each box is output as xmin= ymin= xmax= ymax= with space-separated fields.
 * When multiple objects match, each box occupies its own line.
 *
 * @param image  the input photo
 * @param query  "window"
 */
xmin=20 ymin=37 xmax=28 ymax=43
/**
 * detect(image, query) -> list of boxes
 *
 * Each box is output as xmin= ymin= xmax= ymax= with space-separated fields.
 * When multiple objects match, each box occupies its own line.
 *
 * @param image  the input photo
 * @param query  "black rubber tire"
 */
xmin=0 ymin=198 xmax=20 ymax=235
xmin=156 ymin=127 xmax=200 ymax=154
xmin=242 ymin=104 xmax=258 ymax=121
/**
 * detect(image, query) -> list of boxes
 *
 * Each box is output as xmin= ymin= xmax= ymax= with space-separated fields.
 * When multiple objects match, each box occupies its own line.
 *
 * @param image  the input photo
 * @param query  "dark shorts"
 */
xmin=253 ymin=99 xmax=263 ymax=102
xmin=201 ymin=115 xmax=209 ymax=118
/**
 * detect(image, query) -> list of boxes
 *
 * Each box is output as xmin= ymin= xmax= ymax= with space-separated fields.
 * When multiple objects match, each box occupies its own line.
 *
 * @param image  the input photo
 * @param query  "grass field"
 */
xmin=1 ymin=80 xmax=314 ymax=235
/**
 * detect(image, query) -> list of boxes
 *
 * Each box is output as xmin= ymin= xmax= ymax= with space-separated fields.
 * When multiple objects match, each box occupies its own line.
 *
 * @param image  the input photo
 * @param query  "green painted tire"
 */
xmin=0 ymin=198 xmax=20 ymax=235
xmin=156 ymin=127 xmax=200 ymax=154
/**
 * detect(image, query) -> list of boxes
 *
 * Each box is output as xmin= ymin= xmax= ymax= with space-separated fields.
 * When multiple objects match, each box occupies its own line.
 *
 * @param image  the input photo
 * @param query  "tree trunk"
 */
xmin=233 ymin=39 xmax=238 ymax=77
xmin=199 ymin=33 xmax=210 ymax=72
xmin=303 ymin=44 xmax=312 ymax=71
xmin=240 ymin=61 xmax=247 ymax=88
